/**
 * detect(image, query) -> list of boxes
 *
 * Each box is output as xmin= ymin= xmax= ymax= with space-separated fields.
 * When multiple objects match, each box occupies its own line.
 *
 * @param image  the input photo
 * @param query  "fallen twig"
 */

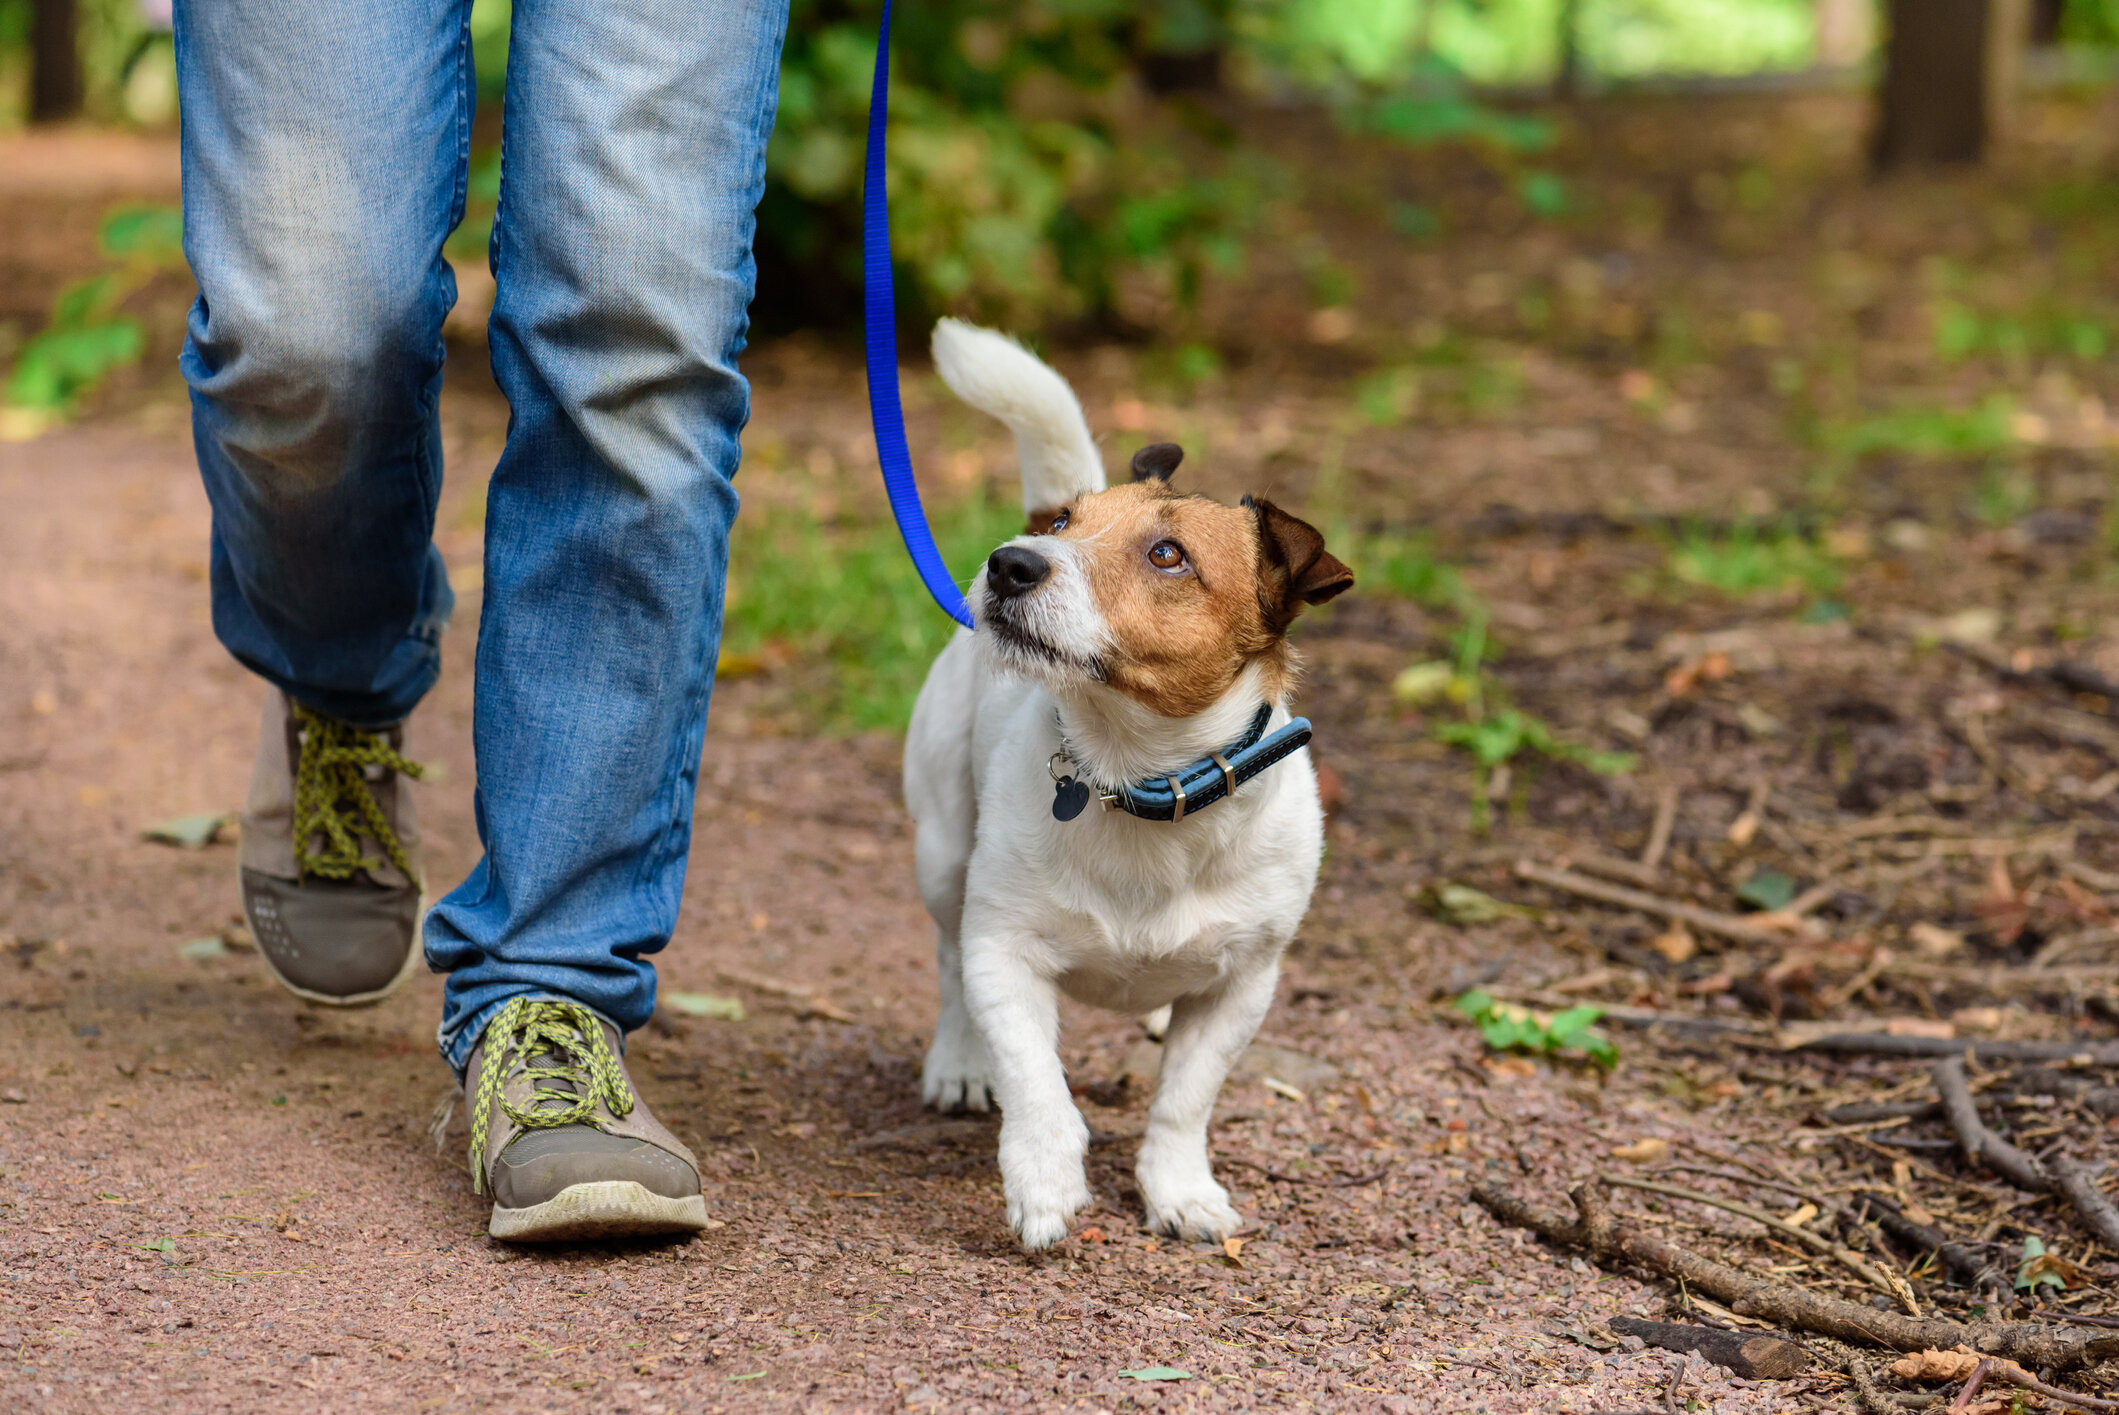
xmin=1604 ymin=1174 xmax=1916 ymax=1312
xmin=1853 ymin=1194 xmax=1992 ymax=1289
xmin=1933 ymin=1057 xmax=2050 ymax=1192
xmin=2048 ymin=1152 xmax=2119 ymax=1254
xmin=1469 ymin=1177 xmax=2119 ymax=1368
xmin=1792 ymin=1035 xmax=2119 ymax=1063
xmin=1930 ymin=1059 xmax=2119 ymax=1263
xmin=1513 ymin=860 xmax=1819 ymax=944
xmin=1641 ymin=780 xmax=1679 ymax=871
xmin=1946 ymin=1356 xmax=1992 ymax=1413
xmin=1606 ymin=1316 xmax=1809 ymax=1379
xmin=1558 ymin=851 xmax=1668 ymax=891
xmin=2004 ymin=1069 xmax=2119 ymax=1119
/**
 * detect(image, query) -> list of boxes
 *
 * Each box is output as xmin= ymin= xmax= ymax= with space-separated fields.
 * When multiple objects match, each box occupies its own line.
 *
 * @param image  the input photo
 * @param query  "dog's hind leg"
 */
xmin=1136 ymin=963 xmax=1279 ymax=1242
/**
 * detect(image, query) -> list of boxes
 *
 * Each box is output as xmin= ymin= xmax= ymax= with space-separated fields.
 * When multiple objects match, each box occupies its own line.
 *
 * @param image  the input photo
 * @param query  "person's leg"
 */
xmin=425 ymin=0 xmax=788 ymax=1237
xmin=176 ymin=0 xmax=467 ymax=726
xmin=175 ymin=0 xmax=471 ymax=1004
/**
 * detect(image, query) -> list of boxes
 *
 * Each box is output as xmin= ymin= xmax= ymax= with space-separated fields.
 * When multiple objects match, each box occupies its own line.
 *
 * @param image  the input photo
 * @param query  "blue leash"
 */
xmin=863 ymin=0 xmax=975 ymax=628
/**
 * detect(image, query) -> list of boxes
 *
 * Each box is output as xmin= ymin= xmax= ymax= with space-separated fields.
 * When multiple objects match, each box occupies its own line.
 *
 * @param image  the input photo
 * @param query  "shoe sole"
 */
xmin=489 ymin=1181 xmax=710 ymax=1242
xmin=244 ymin=891 xmax=426 ymax=1010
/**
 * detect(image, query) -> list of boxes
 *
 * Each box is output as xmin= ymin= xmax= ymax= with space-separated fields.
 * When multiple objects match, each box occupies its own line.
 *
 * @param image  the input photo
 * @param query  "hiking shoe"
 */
xmin=239 ymin=688 xmax=424 ymax=1007
xmin=467 ymin=997 xmax=708 ymax=1242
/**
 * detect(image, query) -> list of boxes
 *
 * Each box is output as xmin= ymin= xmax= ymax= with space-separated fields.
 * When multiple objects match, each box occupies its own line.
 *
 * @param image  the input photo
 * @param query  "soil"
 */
xmin=5 ymin=94 xmax=2119 ymax=1414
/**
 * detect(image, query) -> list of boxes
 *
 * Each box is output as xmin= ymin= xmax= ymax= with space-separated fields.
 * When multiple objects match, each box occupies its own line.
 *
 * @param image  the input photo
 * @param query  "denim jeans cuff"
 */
xmin=436 ymin=991 xmax=627 ymax=1080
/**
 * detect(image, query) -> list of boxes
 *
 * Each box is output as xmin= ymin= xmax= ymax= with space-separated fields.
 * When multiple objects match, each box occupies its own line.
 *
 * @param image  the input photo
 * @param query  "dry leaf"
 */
xmin=1887 ymin=1348 xmax=1982 ymax=1382
xmin=1908 ymin=921 xmax=1966 ymax=958
xmin=1951 ymin=1006 xmax=2004 ymax=1032
xmin=1612 ymin=1138 xmax=1669 ymax=1163
xmin=1483 ymin=1056 xmax=1538 ymax=1080
xmin=1650 ymin=923 xmax=1697 ymax=964
xmin=1221 ymin=1236 xmax=1245 ymax=1267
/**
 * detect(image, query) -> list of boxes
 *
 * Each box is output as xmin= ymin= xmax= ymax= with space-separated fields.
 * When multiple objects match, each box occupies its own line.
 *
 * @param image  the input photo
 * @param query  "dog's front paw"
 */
xmin=999 ymin=1107 xmax=1092 ymax=1251
xmin=1139 ymin=1167 xmax=1241 ymax=1242
xmin=1006 ymin=1171 xmax=1093 ymax=1252
xmin=921 ymin=1027 xmax=994 ymax=1112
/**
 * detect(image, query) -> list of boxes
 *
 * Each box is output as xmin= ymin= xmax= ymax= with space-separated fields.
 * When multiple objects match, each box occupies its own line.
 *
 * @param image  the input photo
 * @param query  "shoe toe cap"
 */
xmin=242 ymin=868 xmax=418 ymax=999
xmin=490 ymin=1125 xmax=701 ymax=1209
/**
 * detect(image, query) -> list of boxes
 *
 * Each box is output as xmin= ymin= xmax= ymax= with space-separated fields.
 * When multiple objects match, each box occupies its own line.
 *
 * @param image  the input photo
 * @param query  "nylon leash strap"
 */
xmin=862 ymin=0 xmax=975 ymax=628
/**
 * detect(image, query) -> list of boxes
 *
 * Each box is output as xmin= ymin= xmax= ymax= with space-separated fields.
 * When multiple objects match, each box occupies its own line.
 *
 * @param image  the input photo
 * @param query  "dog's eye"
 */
xmin=1049 ymin=509 xmax=1069 ymax=532
xmin=1147 ymin=540 xmax=1187 ymax=572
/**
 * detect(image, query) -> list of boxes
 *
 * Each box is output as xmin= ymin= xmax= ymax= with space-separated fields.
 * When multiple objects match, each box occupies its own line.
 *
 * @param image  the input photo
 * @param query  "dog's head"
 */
xmin=973 ymin=443 xmax=1354 ymax=716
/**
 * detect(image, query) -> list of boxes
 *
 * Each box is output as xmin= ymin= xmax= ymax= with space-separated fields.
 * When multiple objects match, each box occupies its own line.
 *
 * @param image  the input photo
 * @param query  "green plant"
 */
xmin=3 ymin=204 xmax=186 ymax=433
xmin=1455 ymin=988 xmax=1617 ymax=1068
xmin=720 ymin=488 xmax=1024 ymax=732
xmin=1425 ymin=614 xmax=1634 ymax=829
xmin=1667 ymin=521 xmax=1842 ymax=597
xmin=1822 ymin=398 xmax=2018 ymax=460
xmin=1354 ymin=528 xmax=1464 ymax=605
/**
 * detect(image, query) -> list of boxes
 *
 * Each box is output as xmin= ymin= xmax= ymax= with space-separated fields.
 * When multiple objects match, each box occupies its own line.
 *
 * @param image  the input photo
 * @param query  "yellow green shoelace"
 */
xmin=468 ymin=998 xmax=637 ymax=1195
xmin=291 ymin=703 xmax=423 ymax=885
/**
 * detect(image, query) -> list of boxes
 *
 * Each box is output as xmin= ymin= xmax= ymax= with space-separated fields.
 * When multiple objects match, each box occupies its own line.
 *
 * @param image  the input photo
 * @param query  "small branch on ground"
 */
xmin=1469 ymin=1176 xmax=2119 ymax=1369
xmin=1794 ymin=1035 xmax=2119 ymax=1063
xmin=1946 ymin=1357 xmax=1992 ymax=1412
xmin=1607 ymin=1316 xmax=1810 ymax=1378
xmin=1641 ymin=780 xmax=1679 ymax=870
xmin=1513 ymin=860 xmax=1818 ymax=944
xmin=1846 ymin=1353 xmax=1921 ymax=1414
xmin=2047 ymin=1152 xmax=2119 ymax=1253
xmin=1605 ymin=1174 xmax=1916 ymax=1312
xmin=1853 ymin=1193 xmax=1992 ymax=1289
xmin=1932 ymin=1057 xmax=2050 ymax=1192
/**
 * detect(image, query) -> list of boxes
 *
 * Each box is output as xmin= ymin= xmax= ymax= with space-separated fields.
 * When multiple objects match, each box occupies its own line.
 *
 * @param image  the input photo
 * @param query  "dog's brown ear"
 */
xmin=1249 ymin=496 xmax=1353 ymax=628
xmin=1131 ymin=443 xmax=1183 ymax=482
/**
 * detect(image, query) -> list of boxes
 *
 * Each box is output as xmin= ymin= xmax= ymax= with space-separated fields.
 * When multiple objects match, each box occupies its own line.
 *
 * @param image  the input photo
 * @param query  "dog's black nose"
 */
xmin=986 ymin=545 xmax=1050 ymax=598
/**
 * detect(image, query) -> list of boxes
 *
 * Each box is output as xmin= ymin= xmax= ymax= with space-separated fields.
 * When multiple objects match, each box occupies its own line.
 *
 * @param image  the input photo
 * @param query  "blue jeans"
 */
xmin=175 ymin=0 xmax=789 ymax=1070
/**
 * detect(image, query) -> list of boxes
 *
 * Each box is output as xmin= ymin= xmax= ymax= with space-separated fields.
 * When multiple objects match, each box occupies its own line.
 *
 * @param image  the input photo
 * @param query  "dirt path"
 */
xmin=0 ymin=385 xmax=1816 ymax=1415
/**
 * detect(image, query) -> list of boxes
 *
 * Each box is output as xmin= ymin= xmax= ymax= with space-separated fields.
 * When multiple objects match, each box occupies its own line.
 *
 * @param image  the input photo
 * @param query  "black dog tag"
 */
xmin=1052 ymin=775 xmax=1091 ymax=821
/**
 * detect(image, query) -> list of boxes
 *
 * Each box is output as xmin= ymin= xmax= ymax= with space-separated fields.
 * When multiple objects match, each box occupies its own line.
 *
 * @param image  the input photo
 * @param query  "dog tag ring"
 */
xmin=1052 ymin=776 xmax=1091 ymax=821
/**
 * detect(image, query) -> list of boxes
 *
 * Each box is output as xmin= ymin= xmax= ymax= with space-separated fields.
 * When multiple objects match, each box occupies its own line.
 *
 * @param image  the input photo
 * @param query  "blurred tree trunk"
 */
xmin=30 ymin=0 xmax=85 ymax=122
xmin=1554 ymin=0 xmax=1585 ymax=99
xmin=1870 ymin=0 xmax=2026 ymax=168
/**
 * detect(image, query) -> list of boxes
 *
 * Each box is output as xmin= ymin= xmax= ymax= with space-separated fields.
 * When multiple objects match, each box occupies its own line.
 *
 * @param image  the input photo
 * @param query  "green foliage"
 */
xmin=1353 ymin=528 xmax=1464 ymax=604
xmin=1456 ymin=989 xmax=1618 ymax=1068
xmin=1515 ymin=169 xmax=1569 ymax=218
xmin=1933 ymin=300 xmax=2110 ymax=366
xmin=1822 ymin=398 xmax=2018 ymax=461
xmin=2059 ymin=0 xmax=2119 ymax=45
xmin=1667 ymin=521 xmax=1842 ymax=597
xmin=1426 ymin=614 xmax=1634 ymax=828
xmin=720 ymin=488 xmax=1024 ymax=732
xmin=1734 ymin=868 xmax=1796 ymax=911
xmin=3 ymin=204 xmax=186 ymax=421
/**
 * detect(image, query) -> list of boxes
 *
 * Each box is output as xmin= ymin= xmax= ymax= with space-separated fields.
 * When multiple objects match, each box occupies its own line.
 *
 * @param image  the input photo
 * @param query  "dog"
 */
xmin=904 ymin=318 xmax=1352 ymax=1252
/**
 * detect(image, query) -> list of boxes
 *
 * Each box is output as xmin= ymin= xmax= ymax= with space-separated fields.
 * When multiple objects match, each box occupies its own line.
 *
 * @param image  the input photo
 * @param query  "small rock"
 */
xmin=1 ymin=1089 xmax=26 ymax=1104
xmin=1232 ymin=1043 xmax=1342 ymax=1092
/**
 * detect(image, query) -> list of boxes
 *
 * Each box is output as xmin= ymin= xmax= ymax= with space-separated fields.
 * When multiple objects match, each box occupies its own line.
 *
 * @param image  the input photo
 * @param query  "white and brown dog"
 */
xmin=905 ymin=319 xmax=1352 ymax=1251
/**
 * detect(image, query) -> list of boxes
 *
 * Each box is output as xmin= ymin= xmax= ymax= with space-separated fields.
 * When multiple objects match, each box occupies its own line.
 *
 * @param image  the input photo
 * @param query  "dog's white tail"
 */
xmin=931 ymin=318 xmax=1104 ymax=514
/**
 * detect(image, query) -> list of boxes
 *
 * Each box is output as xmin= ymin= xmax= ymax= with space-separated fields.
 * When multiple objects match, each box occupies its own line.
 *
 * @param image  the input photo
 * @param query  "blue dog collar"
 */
xmin=1050 ymin=704 xmax=1313 ymax=824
